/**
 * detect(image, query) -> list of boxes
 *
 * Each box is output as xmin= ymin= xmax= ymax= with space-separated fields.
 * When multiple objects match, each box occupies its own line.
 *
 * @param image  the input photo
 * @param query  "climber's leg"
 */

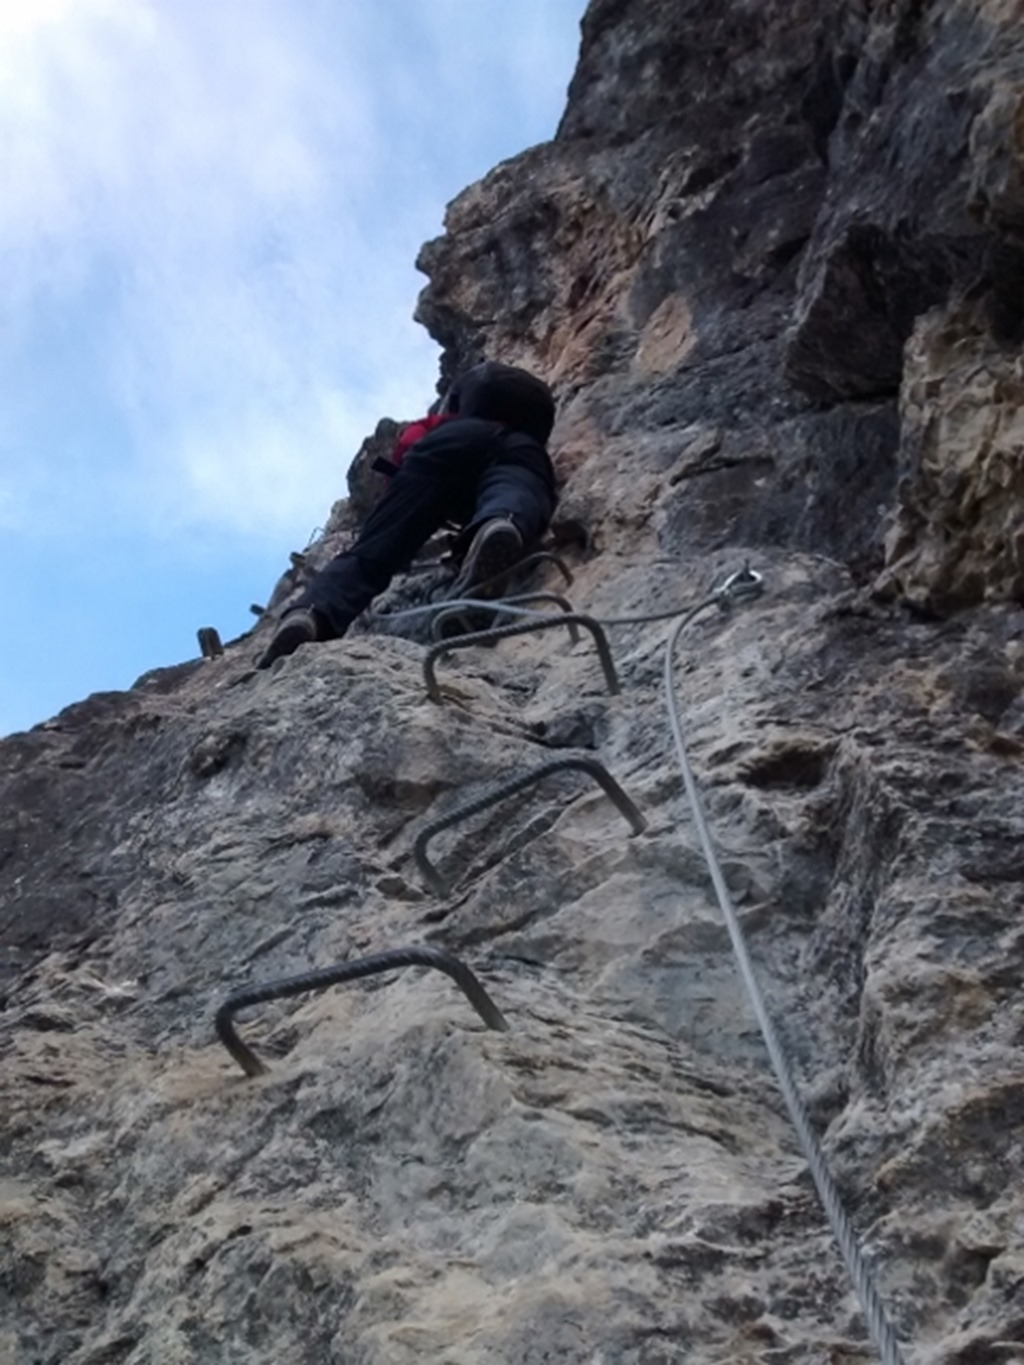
xmin=450 ymin=458 xmax=556 ymax=597
xmin=257 ymin=438 xmax=487 ymax=666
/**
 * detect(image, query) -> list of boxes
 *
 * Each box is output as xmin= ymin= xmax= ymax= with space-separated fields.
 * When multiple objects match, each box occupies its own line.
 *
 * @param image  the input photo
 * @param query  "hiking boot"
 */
xmin=256 ymin=608 xmax=325 ymax=669
xmin=450 ymin=517 xmax=523 ymax=599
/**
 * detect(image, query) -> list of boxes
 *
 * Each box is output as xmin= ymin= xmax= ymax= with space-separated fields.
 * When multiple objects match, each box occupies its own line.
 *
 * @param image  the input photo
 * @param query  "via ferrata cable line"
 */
xmin=662 ymin=568 xmax=907 ymax=1365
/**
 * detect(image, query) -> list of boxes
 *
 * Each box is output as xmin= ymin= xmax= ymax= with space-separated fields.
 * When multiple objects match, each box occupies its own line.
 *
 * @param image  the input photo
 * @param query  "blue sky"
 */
xmin=0 ymin=0 xmax=584 ymax=737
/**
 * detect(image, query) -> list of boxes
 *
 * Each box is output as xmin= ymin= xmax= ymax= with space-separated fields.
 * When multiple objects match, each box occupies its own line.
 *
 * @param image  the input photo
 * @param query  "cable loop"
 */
xmin=714 ymin=564 xmax=764 ymax=604
xmin=430 ymin=593 xmax=580 ymax=645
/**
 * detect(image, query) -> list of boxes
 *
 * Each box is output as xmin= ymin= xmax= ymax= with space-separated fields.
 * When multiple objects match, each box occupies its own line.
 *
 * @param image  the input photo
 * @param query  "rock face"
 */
xmin=3 ymin=3 xmax=1024 ymax=1363
xmin=880 ymin=300 xmax=1024 ymax=610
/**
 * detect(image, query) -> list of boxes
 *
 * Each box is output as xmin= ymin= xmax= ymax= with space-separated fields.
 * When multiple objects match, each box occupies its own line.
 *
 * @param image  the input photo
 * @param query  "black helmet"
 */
xmin=446 ymin=361 xmax=555 ymax=445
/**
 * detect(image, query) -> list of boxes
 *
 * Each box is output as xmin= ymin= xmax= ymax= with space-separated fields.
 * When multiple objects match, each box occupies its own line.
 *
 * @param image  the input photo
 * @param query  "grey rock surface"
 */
xmin=3 ymin=3 xmax=1024 ymax=1363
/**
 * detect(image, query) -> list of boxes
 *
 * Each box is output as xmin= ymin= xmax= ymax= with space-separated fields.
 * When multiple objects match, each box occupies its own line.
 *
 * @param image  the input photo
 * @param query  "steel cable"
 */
xmin=216 ymin=945 xmax=509 ymax=1077
xmin=429 ymin=593 xmax=580 ymax=644
xmin=375 ymin=554 xmax=575 ymax=625
xmin=377 ymin=595 xmax=571 ymax=625
xmin=663 ymin=584 xmax=907 ymax=1365
xmin=380 ymin=595 xmax=746 ymax=631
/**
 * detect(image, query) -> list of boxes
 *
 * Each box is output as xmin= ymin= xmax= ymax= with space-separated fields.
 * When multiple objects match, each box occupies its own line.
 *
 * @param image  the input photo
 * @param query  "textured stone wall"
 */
xmin=2 ymin=3 xmax=1024 ymax=1363
xmin=881 ymin=302 xmax=1024 ymax=609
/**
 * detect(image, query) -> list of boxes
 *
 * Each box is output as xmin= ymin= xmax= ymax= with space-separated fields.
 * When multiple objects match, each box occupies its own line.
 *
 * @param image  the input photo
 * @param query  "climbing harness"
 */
xmin=663 ymin=568 xmax=906 ymax=1365
xmin=215 ymin=945 xmax=508 ymax=1078
xmin=423 ymin=614 xmax=620 ymax=701
xmin=413 ymin=755 xmax=647 ymax=896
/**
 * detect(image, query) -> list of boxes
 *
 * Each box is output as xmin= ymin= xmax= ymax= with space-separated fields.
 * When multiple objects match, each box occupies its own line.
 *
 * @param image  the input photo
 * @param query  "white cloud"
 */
xmin=0 ymin=0 xmax=431 ymax=537
xmin=0 ymin=0 xmax=583 ymax=548
xmin=0 ymin=0 xmax=585 ymax=736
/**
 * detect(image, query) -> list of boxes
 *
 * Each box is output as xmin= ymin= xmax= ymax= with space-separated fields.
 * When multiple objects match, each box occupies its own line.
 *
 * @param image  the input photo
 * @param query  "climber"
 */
xmin=257 ymin=361 xmax=558 ymax=668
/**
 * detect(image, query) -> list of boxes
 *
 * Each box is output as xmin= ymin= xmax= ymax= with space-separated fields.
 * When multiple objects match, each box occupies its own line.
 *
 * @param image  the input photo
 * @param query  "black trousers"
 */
xmin=295 ymin=417 xmax=556 ymax=638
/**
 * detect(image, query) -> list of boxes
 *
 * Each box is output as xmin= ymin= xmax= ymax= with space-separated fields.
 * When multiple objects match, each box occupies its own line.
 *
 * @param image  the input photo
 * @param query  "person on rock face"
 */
xmin=257 ymin=361 xmax=558 ymax=669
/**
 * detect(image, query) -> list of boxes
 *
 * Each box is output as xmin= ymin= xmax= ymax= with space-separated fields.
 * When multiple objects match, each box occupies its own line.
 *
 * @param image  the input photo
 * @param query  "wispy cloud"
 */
xmin=1 ymin=0 xmax=430 ymax=539
xmin=0 ymin=0 xmax=582 ymax=733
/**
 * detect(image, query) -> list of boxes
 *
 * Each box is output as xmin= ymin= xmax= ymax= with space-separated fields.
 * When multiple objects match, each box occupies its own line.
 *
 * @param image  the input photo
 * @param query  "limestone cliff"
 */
xmin=3 ymin=3 xmax=1023 ymax=1362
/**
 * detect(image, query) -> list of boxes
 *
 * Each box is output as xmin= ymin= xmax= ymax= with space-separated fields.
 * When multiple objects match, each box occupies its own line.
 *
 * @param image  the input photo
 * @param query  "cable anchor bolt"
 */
xmin=715 ymin=565 xmax=764 ymax=607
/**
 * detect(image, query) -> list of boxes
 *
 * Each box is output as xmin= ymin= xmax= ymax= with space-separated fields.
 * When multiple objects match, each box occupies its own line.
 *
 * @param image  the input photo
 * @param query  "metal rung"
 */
xmin=413 ymin=756 xmax=646 ymax=896
xmin=215 ymin=945 xmax=508 ymax=1078
xmin=423 ymin=614 xmax=619 ymax=701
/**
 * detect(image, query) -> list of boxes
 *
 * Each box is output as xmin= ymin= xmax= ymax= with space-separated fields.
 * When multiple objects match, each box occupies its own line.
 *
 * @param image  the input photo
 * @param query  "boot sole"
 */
xmin=453 ymin=524 xmax=523 ymax=598
xmin=256 ymin=614 xmax=319 ymax=668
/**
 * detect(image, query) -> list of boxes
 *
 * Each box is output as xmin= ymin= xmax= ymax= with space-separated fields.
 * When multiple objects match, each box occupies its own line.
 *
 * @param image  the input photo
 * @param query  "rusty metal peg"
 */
xmin=413 ymin=756 xmax=647 ymax=897
xmin=423 ymin=614 xmax=619 ymax=702
xmin=197 ymin=627 xmax=224 ymax=659
xmin=215 ymin=945 xmax=509 ymax=1078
